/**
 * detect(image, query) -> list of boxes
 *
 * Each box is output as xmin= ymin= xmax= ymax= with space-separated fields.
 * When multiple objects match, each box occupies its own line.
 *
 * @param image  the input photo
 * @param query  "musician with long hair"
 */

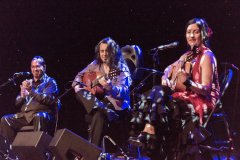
xmin=72 ymin=37 xmax=132 ymax=147
xmin=0 ymin=56 xmax=59 ymax=143
xmin=129 ymin=18 xmax=220 ymax=159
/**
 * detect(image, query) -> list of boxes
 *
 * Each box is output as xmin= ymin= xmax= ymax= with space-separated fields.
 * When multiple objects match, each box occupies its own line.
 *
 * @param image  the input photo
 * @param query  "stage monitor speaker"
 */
xmin=12 ymin=131 xmax=52 ymax=160
xmin=49 ymin=128 xmax=102 ymax=160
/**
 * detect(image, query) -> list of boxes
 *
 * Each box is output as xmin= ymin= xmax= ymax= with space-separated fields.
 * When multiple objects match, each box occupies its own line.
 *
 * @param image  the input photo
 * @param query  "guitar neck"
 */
xmin=90 ymin=69 xmax=120 ymax=88
xmin=91 ymin=74 xmax=109 ymax=88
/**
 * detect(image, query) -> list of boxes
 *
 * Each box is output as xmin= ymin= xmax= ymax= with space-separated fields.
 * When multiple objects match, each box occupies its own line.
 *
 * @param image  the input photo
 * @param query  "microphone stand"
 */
xmin=150 ymin=43 xmax=177 ymax=85
xmin=100 ymin=136 xmax=112 ymax=160
xmin=130 ymin=72 xmax=155 ymax=96
xmin=50 ymin=81 xmax=87 ymax=105
xmin=152 ymin=49 xmax=160 ymax=86
xmin=0 ymin=75 xmax=19 ymax=90
xmin=130 ymin=72 xmax=158 ymax=113
xmin=0 ymin=74 xmax=28 ymax=97
xmin=232 ymin=66 xmax=239 ymax=135
xmin=101 ymin=135 xmax=129 ymax=160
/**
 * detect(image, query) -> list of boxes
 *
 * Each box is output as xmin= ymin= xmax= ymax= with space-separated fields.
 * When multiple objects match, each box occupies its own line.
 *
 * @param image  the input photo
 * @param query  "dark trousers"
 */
xmin=88 ymin=109 xmax=130 ymax=147
xmin=0 ymin=111 xmax=53 ymax=143
xmin=88 ymin=110 xmax=105 ymax=146
xmin=76 ymin=89 xmax=130 ymax=147
xmin=167 ymin=99 xmax=211 ymax=160
xmin=87 ymin=109 xmax=130 ymax=148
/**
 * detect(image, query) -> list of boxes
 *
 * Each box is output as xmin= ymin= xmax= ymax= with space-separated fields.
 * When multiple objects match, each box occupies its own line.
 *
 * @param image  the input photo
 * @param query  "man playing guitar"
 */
xmin=72 ymin=37 xmax=132 ymax=147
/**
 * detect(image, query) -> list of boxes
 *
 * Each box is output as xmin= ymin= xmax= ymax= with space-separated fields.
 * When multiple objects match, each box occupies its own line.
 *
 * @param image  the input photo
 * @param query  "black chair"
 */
xmin=201 ymin=68 xmax=234 ymax=159
xmin=19 ymin=99 xmax=62 ymax=135
xmin=121 ymin=45 xmax=143 ymax=80
xmin=0 ymin=100 xmax=61 ymax=160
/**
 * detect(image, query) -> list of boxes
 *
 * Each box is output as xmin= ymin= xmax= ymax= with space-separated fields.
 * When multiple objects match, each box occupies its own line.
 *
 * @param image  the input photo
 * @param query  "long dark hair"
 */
xmin=95 ymin=37 xmax=123 ymax=68
xmin=95 ymin=37 xmax=132 ymax=85
xmin=185 ymin=18 xmax=213 ymax=48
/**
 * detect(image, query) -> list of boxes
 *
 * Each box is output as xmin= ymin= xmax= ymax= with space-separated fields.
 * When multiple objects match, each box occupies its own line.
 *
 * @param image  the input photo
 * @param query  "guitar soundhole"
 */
xmin=82 ymin=72 xmax=104 ymax=96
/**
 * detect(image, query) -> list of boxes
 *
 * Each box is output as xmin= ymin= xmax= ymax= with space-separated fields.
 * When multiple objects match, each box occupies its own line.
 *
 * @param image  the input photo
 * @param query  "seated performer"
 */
xmin=129 ymin=18 xmax=220 ymax=159
xmin=72 ymin=37 xmax=132 ymax=147
xmin=0 ymin=56 xmax=59 ymax=143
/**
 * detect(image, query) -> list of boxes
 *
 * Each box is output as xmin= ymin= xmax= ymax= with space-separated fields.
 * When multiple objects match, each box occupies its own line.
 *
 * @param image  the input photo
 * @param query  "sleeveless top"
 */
xmin=172 ymin=47 xmax=220 ymax=124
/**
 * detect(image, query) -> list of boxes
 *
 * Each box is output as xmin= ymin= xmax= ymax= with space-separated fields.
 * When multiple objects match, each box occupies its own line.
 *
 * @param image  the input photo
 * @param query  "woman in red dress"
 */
xmin=129 ymin=18 xmax=220 ymax=160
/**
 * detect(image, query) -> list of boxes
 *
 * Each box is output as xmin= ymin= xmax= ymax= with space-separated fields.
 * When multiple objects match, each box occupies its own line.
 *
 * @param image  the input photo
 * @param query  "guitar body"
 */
xmin=170 ymin=59 xmax=192 ymax=92
xmin=82 ymin=69 xmax=121 ymax=99
xmin=174 ymin=71 xmax=190 ymax=92
xmin=82 ymin=72 xmax=105 ymax=97
xmin=81 ymin=69 xmax=124 ymax=109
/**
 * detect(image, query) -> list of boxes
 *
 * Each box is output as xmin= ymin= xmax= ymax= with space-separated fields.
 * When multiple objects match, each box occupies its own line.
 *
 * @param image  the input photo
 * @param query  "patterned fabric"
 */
xmin=0 ymin=73 xmax=58 ymax=142
xmin=73 ymin=60 xmax=131 ymax=110
xmin=15 ymin=73 xmax=59 ymax=122
xmin=172 ymin=47 xmax=220 ymax=125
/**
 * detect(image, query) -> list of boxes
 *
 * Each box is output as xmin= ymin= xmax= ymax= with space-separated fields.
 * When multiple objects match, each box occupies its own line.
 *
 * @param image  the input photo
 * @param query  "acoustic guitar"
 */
xmin=169 ymin=47 xmax=199 ymax=92
xmin=82 ymin=69 xmax=121 ymax=98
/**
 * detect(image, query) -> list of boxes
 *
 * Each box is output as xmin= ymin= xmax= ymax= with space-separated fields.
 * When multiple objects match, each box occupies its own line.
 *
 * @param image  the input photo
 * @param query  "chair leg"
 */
xmin=205 ymin=111 xmax=234 ymax=159
xmin=222 ymin=112 xmax=234 ymax=159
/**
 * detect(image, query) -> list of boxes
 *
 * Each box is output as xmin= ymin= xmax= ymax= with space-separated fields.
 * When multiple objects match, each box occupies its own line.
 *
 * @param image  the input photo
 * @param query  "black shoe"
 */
xmin=128 ymin=135 xmax=144 ymax=147
xmin=128 ymin=132 xmax=157 ymax=148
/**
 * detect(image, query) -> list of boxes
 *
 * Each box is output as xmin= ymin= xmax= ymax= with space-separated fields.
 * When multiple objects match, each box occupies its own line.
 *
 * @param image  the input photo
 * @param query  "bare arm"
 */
xmin=187 ymin=51 xmax=216 ymax=96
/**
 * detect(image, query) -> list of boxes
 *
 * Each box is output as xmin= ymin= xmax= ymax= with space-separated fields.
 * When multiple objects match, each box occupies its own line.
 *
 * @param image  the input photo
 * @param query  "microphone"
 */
xmin=221 ymin=62 xmax=239 ymax=71
xmin=156 ymin=41 xmax=179 ymax=50
xmin=232 ymin=64 xmax=239 ymax=71
xmin=13 ymin=72 xmax=31 ymax=76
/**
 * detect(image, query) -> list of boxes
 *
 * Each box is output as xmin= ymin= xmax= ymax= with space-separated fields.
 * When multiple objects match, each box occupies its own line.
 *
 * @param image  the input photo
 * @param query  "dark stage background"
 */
xmin=0 ymin=0 xmax=240 ymax=149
